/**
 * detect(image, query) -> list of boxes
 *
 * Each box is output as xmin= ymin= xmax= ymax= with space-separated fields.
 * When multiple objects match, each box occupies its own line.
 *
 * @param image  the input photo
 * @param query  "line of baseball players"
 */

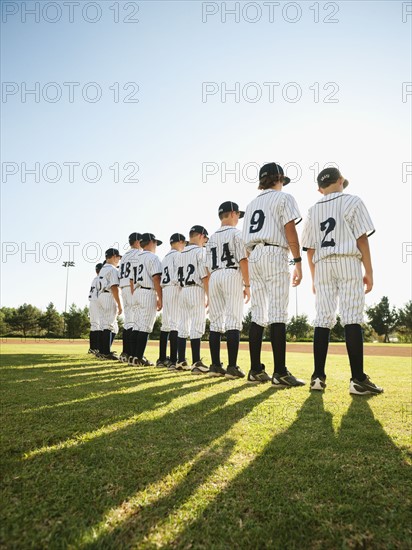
xmin=88 ymin=163 xmax=384 ymax=395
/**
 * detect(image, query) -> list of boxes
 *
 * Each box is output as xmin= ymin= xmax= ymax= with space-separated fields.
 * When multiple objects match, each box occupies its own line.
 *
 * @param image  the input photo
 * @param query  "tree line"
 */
xmin=0 ymin=297 xmax=411 ymax=342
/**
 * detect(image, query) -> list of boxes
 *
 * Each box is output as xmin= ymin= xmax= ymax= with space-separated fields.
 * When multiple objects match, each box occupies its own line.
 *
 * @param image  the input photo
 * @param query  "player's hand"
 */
xmin=312 ymin=283 xmax=316 ymax=295
xmin=363 ymin=273 xmax=373 ymax=294
xmin=205 ymin=295 xmax=209 ymax=309
xmin=243 ymin=287 xmax=251 ymax=304
xmin=117 ymin=305 xmax=123 ymax=316
xmin=157 ymin=298 xmax=162 ymax=311
xmin=291 ymin=266 xmax=302 ymax=287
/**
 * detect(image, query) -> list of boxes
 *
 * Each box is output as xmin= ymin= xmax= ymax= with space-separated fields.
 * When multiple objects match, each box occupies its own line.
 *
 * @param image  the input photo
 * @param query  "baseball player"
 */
xmin=88 ymin=262 xmax=103 ymax=354
xmin=301 ymin=167 xmax=383 ymax=395
xmin=176 ymin=225 xmax=210 ymax=374
xmin=242 ymin=162 xmax=305 ymax=386
xmin=97 ymin=248 xmax=123 ymax=359
xmin=129 ymin=233 xmax=163 ymax=366
xmin=157 ymin=233 xmax=187 ymax=368
xmin=118 ymin=233 xmax=142 ymax=362
xmin=206 ymin=201 xmax=250 ymax=379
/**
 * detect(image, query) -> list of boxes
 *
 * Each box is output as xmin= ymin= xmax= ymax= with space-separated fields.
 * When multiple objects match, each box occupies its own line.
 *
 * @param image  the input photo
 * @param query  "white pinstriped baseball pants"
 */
xmin=89 ymin=300 xmax=101 ymax=331
xmin=97 ymin=292 xmax=118 ymax=333
xmin=178 ymin=286 xmax=206 ymax=339
xmin=121 ymin=286 xmax=133 ymax=330
xmin=161 ymin=285 xmax=181 ymax=332
xmin=131 ymin=288 xmax=157 ymax=333
xmin=209 ymin=269 xmax=243 ymax=332
xmin=314 ymin=256 xmax=364 ymax=329
xmin=249 ymin=245 xmax=290 ymax=326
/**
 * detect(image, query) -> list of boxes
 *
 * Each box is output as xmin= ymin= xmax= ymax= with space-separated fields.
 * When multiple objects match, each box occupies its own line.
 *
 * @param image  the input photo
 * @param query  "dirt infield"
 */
xmin=2 ymin=339 xmax=411 ymax=357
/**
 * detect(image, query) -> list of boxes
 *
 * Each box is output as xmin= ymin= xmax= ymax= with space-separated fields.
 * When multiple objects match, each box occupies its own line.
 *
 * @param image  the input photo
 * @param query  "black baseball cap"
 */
xmin=190 ymin=225 xmax=209 ymax=239
xmin=317 ymin=167 xmax=349 ymax=189
xmin=105 ymin=248 xmax=122 ymax=258
xmin=95 ymin=262 xmax=103 ymax=271
xmin=141 ymin=233 xmax=162 ymax=246
xmin=170 ymin=233 xmax=187 ymax=244
xmin=259 ymin=162 xmax=291 ymax=185
xmin=129 ymin=232 xmax=142 ymax=244
xmin=218 ymin=201 xmax=245 ymax=218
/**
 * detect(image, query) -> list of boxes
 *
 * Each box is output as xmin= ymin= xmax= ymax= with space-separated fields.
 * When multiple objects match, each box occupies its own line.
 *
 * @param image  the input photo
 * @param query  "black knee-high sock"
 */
xmin=102 ymin=329 xmax=111 ymax=355
xmin=313 ymin=327 xmax=330 ymax=378
xmin=226 ymin=330 xmax=240 ymax=367
xmin=209 ymin=331 xmax=221 ymax=366
xmin=136 ymin=331 xmax=149 ymax=359
xmin=128 ymin=328 xmax=134 ymax=355
xmin=270 ymin=323 xmax=286 ymax=374
xmin=249 ymin=322 xmax=264 ymax=372
xmin=226 ymin=329 xmax=240 ymax=367
xmin=89 ymin=331 xmax=93 ymax=350
xmin=169 ymin=330 xmax=178 ymax=363
xmin=110 ymin=332 xmax=115 ymax=346
xmin=90 ymin=331 xmax=98 ymax=351
xmin=124 ymin=328 xmax=130 ymax=355
xmin=130 ymin=330 xmax=139 ymax=357
xmin=178 ymin=337 xmax=186 ymax=363
xmin=96 ymin=331 xmax=102 ymax=353
xmin=191 ymin=338 xmax=201 ymax=364
xmin=345 ymin=324 xmax=365 ymax=380
xmin=159 ymin=331 xmax=169 ymax=361
xmin=122 ymin=328 xmax=127 ymax=354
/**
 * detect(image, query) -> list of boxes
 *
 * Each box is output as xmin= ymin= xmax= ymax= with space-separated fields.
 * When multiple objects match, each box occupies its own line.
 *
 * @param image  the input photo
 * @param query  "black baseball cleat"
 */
xmin=271 ymin=370 xmax=306 ymax=388
xmin=191 ymin=360 xmax=209 ymax=375
xmin=225 ymin=365 xmax=245 ymax=379
xmin=310 ymin=376 xmax=327 ymax=391
xmin=208 ymin=363 xmax=227 ymax=377
xmin=247 ymin=365 xmax=271 ymax=384
xmin=349 ymin=375 xmax=383 ymax=395
xmin=156 ymin=359 xmax=173 ymax=368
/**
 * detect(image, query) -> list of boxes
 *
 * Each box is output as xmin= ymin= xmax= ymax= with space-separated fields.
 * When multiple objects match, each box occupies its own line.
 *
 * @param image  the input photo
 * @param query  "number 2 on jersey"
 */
xmin=320 ymin=217 xmax=336 ymax=247
xmin=177 ymin=264 xmax=195 ymax=287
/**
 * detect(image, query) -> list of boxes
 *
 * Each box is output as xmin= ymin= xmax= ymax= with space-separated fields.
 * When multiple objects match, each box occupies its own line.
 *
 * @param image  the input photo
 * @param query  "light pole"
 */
xmin=62 ymin=261 xmax=75 ymax=336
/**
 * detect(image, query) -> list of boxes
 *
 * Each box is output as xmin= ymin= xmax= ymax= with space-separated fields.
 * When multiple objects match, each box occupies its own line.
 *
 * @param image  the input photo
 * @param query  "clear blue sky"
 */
xmin=1 ymin=0 xmax=411 ymax=322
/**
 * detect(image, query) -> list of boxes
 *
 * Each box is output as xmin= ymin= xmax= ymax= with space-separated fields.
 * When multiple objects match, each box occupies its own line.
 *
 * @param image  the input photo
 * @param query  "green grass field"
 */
xmin=1 ymin=343 xmax=411 ymax=549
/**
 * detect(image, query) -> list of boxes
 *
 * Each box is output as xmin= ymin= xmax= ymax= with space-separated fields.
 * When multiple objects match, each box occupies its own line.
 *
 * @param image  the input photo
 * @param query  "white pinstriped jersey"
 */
xmin=242 ymin=190 xmax=301 ymax=251
xmin=88 ymin=276 xmax=99 ymax=301
xmin=206 ymin=227 xmax=247 ymax=272
xmin=130 ymin=250 xmax=162 ymax=289
xmin=301 ymin=193 xmax=375 ymax=263
xmin=176 ymin=245 xmax=208 ymax=288
xmin=98 ymin=264 xmax=119 ymax=293
xmin=161 ymin=249 xmax=180 ymax=287
xmin=119 ymin=249 xmax=140 ymax=288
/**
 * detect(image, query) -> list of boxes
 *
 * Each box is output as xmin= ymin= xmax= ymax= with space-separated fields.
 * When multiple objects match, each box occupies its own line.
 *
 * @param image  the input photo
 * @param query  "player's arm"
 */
xmin=153 ymin=274 xmax=163 ymax=311
xmin=202 ymin=273 xmax=210 ymax=308
xmin=306 ymin=248 xmax=316 ymax=294
xmin=239 ymin=258 xmax=250 ymax=303
xmin=357 ymin=234 xmax=373 ymax=293
xmin=284 ymin=220 xmax=302 ymax=287
xmin=111 ymin=285 xmax=123 ymax=315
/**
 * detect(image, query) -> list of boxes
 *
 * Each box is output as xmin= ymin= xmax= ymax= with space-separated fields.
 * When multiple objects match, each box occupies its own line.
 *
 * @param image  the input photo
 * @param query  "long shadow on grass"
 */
xmin=6 ymin=377 xmax=227 ymax=458
xmin=171 ymin=393 xmax=412 ymax=549
xmin=0 ymin=354 xmax=93 ymax=368
xmin=3 ymin=384 xmax=273 ymax=548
